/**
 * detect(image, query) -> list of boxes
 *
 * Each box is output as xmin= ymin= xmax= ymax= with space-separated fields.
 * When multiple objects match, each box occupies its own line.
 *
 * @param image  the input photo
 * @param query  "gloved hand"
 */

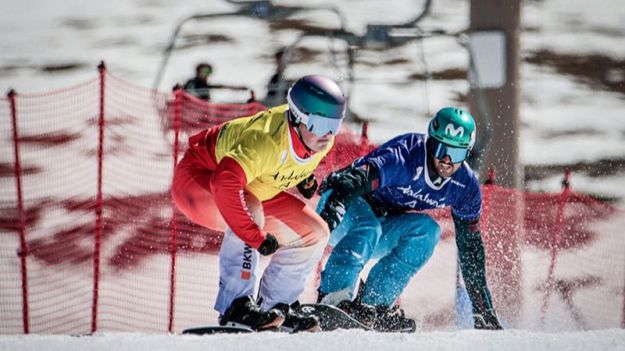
xmin=318 ymin=166 xmax=369 ymax=200
xmin=473 ymin=310 xmax=503 ymax=330
xmin=257 ymin=233 xmax=279 ymax=256
xmin=318 ymin=194 xmax=347 ymax=232
xmin=296 ymin=174 xmax=318 ymax=199
xmin=317 ymin=166 xmax=373 ymax=232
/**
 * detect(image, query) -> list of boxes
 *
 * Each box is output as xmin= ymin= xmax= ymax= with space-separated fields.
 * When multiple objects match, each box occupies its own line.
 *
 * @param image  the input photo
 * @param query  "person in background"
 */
xmin=316 ymin=107 xmax=503 ymax=332
xmin=171 ymin=75 xmax=346 ymax=332
xmin=264 ymin=48 xmax=295 ymax=107
xmin=183 ymin=62 xmax=247 ymax=101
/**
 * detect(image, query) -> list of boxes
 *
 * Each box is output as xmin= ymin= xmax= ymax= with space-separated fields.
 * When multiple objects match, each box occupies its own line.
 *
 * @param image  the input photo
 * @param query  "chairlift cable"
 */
xmin=414 ymin=26 xmax=432 ymax=118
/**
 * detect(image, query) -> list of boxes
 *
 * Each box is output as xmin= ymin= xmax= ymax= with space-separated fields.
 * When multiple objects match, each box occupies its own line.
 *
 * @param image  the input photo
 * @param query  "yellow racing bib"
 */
xmin=214 ymin=104 xmax=333 ymax=201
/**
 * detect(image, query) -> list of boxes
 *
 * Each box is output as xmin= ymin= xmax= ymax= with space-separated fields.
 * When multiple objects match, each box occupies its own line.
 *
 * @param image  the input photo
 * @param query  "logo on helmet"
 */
xmin=445 ymin=124 xmax=464 ymax=138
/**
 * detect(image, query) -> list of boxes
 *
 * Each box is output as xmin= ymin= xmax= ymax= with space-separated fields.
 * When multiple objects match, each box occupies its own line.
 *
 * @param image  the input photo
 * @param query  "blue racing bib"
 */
xmin=354 ymin=133 xmax=481 ymax=222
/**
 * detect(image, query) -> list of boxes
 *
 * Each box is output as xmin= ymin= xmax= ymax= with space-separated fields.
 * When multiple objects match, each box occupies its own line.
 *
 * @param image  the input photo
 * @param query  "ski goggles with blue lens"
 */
xmin=287 ymin=96 xmax=343 ymax=137
xmin=430 ymin=138 xmax=470 ymax=163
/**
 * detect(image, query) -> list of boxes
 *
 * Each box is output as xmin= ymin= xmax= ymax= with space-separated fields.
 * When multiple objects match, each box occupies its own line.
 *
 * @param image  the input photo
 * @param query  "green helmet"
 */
xmin=428 ymin=107 xmax=476 ymax=149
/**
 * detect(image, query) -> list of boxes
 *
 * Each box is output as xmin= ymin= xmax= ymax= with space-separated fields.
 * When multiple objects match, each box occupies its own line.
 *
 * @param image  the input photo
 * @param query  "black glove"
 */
xmin=318 ymin=166 xmax=371 ymax=201
xmin=318 ymin=165 xmax=377 ymax=231
xmin=296 ymin=174 xmax=318 ymax=199
xmin=319 ymin=195 xmax=347 ymax=232
xmin=317 ymin=165 xmax=377 ymax=232
xmin=257 ymin=233 xmax=279 ymax=256
xmin=473 ymin=310 xmax=503 ymax=330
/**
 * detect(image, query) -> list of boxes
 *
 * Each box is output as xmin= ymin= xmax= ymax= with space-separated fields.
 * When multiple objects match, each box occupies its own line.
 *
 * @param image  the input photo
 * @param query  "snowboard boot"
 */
xmin=372 ymin=305 xmax=416 ymax=332
xmin=219 ymin=296 xmax=285 ymax=330
xmin=335 ymin=300 xmax=377 ymax=327
xmin=273 ymin=301 xmax=321 ymax=332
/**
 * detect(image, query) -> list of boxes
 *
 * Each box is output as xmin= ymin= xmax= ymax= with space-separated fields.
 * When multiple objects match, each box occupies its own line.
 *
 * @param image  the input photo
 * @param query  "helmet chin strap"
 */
xmin=287 ymin=110 xmax=314 ymax=153
xmin=286 ymin=109 xmax=301 ymax=126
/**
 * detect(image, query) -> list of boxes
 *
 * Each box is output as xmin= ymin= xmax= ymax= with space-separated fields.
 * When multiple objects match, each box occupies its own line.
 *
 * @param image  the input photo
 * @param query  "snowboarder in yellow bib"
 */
xmin=172 ymin=75 xmax=346 ymax=332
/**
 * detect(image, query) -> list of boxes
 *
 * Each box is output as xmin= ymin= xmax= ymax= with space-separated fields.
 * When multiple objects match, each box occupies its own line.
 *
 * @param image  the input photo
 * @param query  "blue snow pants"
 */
xmin=319 ymin=196 xmax=441 ymax=306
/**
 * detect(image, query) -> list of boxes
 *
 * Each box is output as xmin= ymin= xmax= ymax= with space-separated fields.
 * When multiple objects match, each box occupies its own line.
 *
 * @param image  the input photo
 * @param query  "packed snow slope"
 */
xmin=2 ymin=329 xmax=625 ymax=351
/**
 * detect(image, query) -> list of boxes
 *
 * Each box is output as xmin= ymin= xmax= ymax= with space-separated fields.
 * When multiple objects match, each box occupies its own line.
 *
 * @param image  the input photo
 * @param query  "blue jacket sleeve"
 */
xmin=451 ymin=168 xmax=482 ymax=222
xmin=354 ymin=133 xmax=416 ymax=188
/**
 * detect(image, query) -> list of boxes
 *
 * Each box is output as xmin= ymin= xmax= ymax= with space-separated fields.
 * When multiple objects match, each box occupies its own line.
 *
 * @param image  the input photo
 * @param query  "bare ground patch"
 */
xmin=525 ymin=157 xmax=625 ymax=181
xmin=524 ymin=157 xmax=625 ymax=203
xmin=526 ymin=50 xmax=625 ymax=96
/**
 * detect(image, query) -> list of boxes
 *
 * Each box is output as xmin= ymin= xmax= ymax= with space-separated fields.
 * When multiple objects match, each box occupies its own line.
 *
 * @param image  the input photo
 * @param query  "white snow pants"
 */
xmin=214 ymin=193 xmax=330 ymax=315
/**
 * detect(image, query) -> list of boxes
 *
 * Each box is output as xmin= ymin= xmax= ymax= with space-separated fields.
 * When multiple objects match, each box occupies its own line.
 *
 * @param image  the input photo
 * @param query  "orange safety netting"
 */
xmin=1 ymin=67 xmax=623 ymax=334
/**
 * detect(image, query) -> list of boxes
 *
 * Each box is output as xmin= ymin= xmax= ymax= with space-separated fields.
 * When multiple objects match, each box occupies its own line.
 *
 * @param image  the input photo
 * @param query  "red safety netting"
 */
xmin=1 ymin=66 xmax=623 ymax=334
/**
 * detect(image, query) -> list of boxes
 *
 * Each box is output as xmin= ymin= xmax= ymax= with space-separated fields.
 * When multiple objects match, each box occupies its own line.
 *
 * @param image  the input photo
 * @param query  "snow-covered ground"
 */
xmin=1 ymin=329 xmax=624 ymax=351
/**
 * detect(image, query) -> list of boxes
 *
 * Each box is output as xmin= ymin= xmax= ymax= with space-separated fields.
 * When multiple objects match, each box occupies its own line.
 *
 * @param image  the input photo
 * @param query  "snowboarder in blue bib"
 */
xmin=316 ymin=107 xmax=502 ymax=332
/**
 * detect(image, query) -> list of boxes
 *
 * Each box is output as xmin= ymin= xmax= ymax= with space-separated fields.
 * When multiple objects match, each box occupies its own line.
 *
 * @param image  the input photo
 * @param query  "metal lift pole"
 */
xmin=468 ymin=0 xmax=522 ymax=327
xmin=468 ymin=0 xmax=522 ymax=189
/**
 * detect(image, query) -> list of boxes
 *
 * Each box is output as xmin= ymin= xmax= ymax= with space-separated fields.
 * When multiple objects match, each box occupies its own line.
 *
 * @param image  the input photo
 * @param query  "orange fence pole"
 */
xmin=91 ymin=61 xmax=106 ymax=333
xmin=9 ymin=89 xmax=30 ymax=334
xmin=167 ymin=87 xmax=183 ymax=332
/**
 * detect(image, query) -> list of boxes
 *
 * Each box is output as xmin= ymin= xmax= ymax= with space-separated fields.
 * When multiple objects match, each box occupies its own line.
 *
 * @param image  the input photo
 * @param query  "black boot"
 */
xmin=336 ymin=300 xmax=377 ymax=327
xmin=373 ymin=305 xmax=416 ymax=332
xmin=219 ymin=296 xmax=285 ymax=330
xmin=273 ymin=301 xmax=321 ymax=332
xmin=317 ymin=291 xmax=326 ymax=303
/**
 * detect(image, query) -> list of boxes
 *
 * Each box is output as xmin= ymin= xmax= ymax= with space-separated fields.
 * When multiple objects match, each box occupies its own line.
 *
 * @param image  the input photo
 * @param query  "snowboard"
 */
xmin=292 ymin=303 xmax=371 ymax=331
xmin=182 ymin=325 xmax=254 ymax=335
xmin=181 ymin=303 xmax=370 ymax=335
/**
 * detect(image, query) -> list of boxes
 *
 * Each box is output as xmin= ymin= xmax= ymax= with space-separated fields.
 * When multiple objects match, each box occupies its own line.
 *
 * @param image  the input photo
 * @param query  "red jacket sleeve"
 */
xmin=210 ymin=156 xmax=265 ymax=249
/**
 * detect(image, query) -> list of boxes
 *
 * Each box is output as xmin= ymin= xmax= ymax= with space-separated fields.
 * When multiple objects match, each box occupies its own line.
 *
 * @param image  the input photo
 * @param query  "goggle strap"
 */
xmin=287 ymin=93 xmax=306 ymax=124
